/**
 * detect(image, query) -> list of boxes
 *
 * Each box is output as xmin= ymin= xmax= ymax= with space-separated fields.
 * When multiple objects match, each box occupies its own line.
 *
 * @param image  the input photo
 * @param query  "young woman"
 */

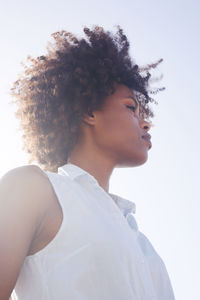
xmin=0 ymin=26 xmax=175 ymax=299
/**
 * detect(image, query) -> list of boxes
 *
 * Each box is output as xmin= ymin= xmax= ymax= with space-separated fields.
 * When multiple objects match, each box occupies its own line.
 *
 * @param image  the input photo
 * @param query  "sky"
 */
xmin=0 ymin=0 xmax=200 ymax=299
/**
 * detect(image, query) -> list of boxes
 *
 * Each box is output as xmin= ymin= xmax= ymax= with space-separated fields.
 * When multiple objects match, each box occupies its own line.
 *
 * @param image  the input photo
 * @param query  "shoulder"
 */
xmin=0 ymin=164 xmax=51 ymax=191
xmin=1 ymin=164 xmax=48 ymax=182
xmin=0 ymin=164 xmax=54 ymax=222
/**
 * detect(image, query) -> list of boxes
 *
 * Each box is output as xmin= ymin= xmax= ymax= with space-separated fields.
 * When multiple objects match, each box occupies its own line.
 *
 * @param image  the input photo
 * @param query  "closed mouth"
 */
xmin=142 ymin=136 xmax=152 ymax=149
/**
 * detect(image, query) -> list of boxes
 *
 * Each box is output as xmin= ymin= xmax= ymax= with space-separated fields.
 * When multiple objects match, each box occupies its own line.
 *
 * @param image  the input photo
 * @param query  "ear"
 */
xmin=82 ymin=111 xmax=96 ymax=126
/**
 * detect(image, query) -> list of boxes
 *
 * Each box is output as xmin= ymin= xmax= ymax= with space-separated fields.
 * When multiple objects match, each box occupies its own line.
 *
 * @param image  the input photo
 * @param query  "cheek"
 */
xmin=94 ymin=111 xmax=148 ymax=165
xmin=97 ymin=111 xmax=139 ymax=145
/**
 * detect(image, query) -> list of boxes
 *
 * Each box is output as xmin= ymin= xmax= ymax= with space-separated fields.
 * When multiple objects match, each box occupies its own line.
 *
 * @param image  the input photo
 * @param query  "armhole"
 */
xmin=25 ymin=170 xmax=66 ymax=259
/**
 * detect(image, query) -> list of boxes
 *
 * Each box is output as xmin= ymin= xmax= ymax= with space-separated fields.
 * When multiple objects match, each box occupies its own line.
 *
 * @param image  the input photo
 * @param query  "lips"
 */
xmin=142 ymin=133 xmax=151 ymax=141
xmin=142 ymin=133 xmax=152 ymax=149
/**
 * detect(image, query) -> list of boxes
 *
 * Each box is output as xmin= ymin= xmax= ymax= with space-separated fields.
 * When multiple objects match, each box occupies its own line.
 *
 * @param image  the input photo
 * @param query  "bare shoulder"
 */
xmin=0 ymin=164 xmax=54 ymax=220
xmin=1 ymin=164 xmax=49 ymax=182
xmin=1 ymin=164 xmax=51 ymax=193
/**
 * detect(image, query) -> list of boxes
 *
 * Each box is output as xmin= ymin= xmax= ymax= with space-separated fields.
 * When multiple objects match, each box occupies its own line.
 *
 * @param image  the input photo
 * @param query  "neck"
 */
xmin=67 ymin=144 xmax=115 ymax=193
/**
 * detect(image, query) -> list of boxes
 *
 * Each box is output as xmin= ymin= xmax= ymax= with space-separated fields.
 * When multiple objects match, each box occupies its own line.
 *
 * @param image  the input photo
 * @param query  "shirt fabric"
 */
xmin=12 ymin=163 xmax=175 ymax=300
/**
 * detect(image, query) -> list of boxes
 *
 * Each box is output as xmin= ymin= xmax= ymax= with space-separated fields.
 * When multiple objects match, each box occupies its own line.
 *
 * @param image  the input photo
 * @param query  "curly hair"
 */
xmin=10 ymin=25 xmax=164 ymax=172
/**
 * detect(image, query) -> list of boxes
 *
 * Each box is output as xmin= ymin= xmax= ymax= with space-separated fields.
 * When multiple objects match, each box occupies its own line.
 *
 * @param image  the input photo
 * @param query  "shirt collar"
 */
xmin=58 ymin=163 xmax=136 ymax=215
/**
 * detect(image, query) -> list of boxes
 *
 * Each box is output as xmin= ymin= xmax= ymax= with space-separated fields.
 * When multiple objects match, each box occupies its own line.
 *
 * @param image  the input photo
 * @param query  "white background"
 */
xmin=0 ymin=1 xmax=200 ymax=299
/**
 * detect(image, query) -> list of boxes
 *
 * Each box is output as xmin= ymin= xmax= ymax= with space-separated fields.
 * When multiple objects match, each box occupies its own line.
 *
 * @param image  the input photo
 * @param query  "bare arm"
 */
xmin=0 ymin=165 xmax=50 ymax=300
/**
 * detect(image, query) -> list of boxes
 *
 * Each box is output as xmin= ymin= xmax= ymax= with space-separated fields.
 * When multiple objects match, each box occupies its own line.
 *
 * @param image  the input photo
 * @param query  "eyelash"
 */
xmin=126 ymin=105 xmax=136 ymax=112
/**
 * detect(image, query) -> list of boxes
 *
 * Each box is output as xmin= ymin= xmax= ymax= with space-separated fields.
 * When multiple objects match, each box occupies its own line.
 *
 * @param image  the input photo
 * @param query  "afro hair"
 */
xmin=10 ymin=25 xmax=164 ymax=172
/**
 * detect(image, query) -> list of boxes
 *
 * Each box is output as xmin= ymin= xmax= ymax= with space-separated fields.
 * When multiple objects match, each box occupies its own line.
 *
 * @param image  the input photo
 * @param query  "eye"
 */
xmin=126 ymin=105 xmax=136 ymax=112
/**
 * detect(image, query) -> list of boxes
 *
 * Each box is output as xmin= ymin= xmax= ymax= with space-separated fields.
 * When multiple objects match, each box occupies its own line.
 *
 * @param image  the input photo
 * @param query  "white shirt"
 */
xmin=13 ymin=163 xmax=175 ymax=300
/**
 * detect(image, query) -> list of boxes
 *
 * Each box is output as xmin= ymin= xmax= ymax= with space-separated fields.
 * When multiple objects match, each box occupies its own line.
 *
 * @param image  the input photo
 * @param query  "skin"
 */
xmin=68 ymin=83 xmax=152 ymax=192
xmin=0 ymin=83 xmax=152 ymax=299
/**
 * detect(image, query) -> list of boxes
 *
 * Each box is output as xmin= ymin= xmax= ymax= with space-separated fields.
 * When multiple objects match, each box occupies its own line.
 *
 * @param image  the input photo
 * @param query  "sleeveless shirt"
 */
xmin=12 ymin=163 xmax=175 ymax=300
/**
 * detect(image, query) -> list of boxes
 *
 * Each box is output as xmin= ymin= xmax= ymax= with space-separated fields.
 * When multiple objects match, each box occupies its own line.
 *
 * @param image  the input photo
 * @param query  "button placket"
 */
xmin=82 ymin=178 xmax=141 ymax=243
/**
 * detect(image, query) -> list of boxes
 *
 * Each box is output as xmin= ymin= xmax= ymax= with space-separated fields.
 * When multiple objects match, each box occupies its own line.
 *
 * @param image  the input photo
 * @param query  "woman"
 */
xmin=0 ymin=26 xmax=175 ymax=299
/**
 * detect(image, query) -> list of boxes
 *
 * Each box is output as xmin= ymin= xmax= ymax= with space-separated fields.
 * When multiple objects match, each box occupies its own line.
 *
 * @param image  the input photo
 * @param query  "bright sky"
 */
xmin=1 ymin=0 xmax=200 ymax=299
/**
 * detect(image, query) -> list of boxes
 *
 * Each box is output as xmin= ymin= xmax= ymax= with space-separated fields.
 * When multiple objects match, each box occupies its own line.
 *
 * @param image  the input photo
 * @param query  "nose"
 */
xmin=140 ymin=118 xmax=152 ymax=132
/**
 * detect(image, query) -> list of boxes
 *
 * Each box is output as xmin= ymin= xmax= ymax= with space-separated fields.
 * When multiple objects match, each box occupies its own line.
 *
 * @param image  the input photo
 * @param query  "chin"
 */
xmin=116 ymin=152 xmax=148 ymax=168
